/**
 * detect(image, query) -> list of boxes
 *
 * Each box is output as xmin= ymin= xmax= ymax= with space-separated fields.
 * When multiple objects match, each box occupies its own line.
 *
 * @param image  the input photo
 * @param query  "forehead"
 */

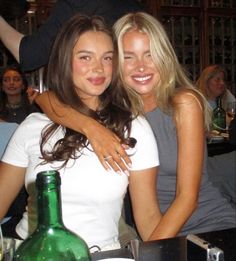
xmin=3 ymin=70 xmax=21 ymax=77
xmin=74 ymin=30 xmax=113 ymax=50
xmin=210 ymin=71 xmax=225 ymax=79
xmin=122 ymin=29 xmax=150 ymax=48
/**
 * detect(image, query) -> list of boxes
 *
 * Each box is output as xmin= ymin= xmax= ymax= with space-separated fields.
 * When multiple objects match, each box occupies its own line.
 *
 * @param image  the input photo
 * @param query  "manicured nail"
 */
xmin=124 ymin=170 xmax=130 ymax=177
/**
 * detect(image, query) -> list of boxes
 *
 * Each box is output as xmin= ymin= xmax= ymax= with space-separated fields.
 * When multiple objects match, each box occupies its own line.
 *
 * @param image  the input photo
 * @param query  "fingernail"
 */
xmin=117 ymin=170 xmax=122 ymax=175
xmin=128 ymin=163 xmax=132 ymax=168
xmin=124 ymin=170 xmax=130 ymax=177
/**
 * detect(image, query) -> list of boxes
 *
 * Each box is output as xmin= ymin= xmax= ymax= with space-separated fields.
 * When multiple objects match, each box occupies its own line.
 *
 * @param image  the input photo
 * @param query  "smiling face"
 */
xmin=207 ymin=71 xmax=226 ymax=100
xmin=72 ymin=30 xmax=114 ymax=109
xmin=121 ymin=30 xmax=160 ymax=100
xmin=2 ymin=69 xmax=24 ymax=97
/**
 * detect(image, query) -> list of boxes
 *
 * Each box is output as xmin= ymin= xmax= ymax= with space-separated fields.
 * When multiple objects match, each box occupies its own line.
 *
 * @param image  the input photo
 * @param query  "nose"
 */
xmin=92 ymin=59 xmax=104 ymax=73
xmin=136 ymin=59 xmax=146 ymax=72
xmin=9 ymin=78 xmax=15 ymax=84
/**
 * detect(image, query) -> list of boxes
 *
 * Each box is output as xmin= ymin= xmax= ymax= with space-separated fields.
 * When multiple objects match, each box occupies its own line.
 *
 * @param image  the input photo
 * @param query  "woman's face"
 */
xmin=72 ymin=30 xmax=114 ymax=109
xmin=207 ymin=71 xmax=226 ymax=100
xmin=121 ymin=30 xmax=160 ymax=99
xmin=2 ymin=69 xmax=24 ymax=96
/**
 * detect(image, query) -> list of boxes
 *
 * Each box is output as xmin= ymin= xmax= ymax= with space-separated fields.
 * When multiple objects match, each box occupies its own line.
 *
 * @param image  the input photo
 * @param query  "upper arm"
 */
xmin=173 ymin=91 xmax=205 ymax=197
xmin=0 ymin=162 xmax=26 ymax=221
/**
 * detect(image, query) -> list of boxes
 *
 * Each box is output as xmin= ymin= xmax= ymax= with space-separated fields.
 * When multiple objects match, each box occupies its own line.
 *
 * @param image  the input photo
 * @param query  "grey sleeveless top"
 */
xmin=146 ymin=108 xmax=236 ymax=236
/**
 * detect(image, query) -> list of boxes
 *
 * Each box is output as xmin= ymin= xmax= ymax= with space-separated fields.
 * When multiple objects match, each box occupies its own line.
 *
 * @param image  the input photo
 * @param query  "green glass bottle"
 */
xmin=212 ymin=96 xmax=226 ymax=132
xmin=13 ymin=170 xmax=91 ymax=261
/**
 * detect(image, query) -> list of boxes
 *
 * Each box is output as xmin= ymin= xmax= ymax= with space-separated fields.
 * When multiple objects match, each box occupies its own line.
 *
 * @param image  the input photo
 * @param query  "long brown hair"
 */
xmin=40 ymin=14 xmax=134 ymax=168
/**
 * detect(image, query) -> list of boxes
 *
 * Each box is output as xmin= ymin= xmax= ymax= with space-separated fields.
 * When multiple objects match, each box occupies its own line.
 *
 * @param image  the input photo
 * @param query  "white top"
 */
xmin=2 ymin=113 xmax=159 ymax=249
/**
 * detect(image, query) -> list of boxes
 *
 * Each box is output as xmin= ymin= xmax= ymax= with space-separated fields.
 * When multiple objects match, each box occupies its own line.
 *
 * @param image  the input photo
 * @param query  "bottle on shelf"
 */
xmin=212 ymin=96 xmax=226 ymax=132
xmin=13 ymin=170 xmax=91 ymax=261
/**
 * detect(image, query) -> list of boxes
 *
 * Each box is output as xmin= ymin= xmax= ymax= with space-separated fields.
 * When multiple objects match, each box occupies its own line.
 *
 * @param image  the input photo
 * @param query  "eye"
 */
xmin=124 ymin=55 xmax=133 ymax=60
xmin=104 ymin=55 xmax=113 ymax=61
xmin=145 ymin=52 xmax=152 ymax=59
xmin=13 ymin=77 xmax=21 ymax=82
xmin=3 ymin=78 xmax=9 ymax=82
xmin=79 ymin=55 xmax=91 ymax=61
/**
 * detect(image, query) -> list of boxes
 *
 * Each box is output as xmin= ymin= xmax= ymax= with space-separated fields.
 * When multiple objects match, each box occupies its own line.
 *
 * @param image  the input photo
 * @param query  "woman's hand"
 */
xmin=85 ymin=119 xmax=132 ymax=174
xmin=36 ymin=91 xmax=132 ymax=174
xmin=27 ymin=86 xmax=39 ymax=104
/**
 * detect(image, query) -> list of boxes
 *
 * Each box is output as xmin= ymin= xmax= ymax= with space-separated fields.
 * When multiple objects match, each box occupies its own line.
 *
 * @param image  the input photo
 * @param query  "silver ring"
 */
xmin=104 ymin=155 xmax=112 ymax=160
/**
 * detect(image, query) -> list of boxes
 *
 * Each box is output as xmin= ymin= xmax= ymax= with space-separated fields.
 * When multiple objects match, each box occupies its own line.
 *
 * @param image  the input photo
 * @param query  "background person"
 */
xmin=0 ymin=14 xmax=161 ymax=249
xmin=196 ymin=64 xmax=236 ymax=110
xmin=0 ymin=0 xmax=143 ymax=71
xmin=36 ymin=12 xmax=236 ymax=239
xmin=0 ymin=64 xmax=39 ymax=124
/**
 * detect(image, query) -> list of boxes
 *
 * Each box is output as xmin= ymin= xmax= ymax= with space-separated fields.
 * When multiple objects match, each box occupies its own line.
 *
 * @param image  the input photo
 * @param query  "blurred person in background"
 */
xmin=0 ymin=64 xmax=39 ymax=124
xmin=196 ymin=64 xmax=235 ymax=111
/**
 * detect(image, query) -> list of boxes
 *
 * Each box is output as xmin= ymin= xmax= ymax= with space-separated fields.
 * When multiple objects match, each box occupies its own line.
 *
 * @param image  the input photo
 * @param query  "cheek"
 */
xmin=104 ymin=64 xmax=113 ymax=76
xmin=72 ymin=61 xmax=88 ymax=76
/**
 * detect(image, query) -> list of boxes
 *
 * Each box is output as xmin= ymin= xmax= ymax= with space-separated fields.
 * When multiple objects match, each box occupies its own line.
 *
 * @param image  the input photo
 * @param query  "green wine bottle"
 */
xmin=212 ymin=96 xmax=226 ymax=132
xmin=13 ymin=170 xmax=91 ymax=261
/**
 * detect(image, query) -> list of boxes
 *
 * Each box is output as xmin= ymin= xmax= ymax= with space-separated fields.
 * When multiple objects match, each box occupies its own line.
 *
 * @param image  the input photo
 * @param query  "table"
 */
xmin=207 ymin=140 xmax=236 ymax=156
xmin=91 ymin=228 xmax=236 ymax=261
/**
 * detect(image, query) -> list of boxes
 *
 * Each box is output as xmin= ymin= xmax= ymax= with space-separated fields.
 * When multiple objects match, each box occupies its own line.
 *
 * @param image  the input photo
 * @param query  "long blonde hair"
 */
xmin=113 ymin=12 xmax=211 ymax=127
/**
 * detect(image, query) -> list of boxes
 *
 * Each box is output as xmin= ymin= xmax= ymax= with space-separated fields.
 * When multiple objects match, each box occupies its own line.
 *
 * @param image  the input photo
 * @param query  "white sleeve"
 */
xmin=128 ymin=116 xmax=159 ymax=171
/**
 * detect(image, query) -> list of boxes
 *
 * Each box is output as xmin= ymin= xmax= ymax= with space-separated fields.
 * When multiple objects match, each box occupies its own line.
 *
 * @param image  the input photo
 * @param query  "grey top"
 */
xmin=146 ymin=108 xmax=236 ymax=236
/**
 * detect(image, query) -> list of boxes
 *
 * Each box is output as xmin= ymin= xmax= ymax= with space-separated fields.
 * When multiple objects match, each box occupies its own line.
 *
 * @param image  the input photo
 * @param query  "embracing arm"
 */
xmin=0 ymin=162 xmax=26 ymax=221
xmin=0 ymin=16 xmax=24 ymax=62
xmin=36 ymin=91 xmax=131 ymax=172
xmin=148 ymin=91 xmax=205 ymax=240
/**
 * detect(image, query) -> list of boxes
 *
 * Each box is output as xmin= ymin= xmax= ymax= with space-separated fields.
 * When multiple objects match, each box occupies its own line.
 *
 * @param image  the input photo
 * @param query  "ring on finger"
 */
xmin=104 ymin=155 xmax=113 ymax=161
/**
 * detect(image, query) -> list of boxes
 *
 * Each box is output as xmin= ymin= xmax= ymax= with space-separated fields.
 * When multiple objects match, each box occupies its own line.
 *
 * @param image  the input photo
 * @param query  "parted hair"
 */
xmin=113 ymin=12 xmax=211 ymax=127
xmin=40 ymin=14 xmax=134 ymax=168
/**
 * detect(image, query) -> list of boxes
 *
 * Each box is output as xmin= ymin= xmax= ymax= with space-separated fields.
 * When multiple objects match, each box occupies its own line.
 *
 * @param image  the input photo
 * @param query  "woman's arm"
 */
xmin=148 ymin=91 xmax=205 ymax=240
xmin=0 ymin=16 xmax=23 ymax=62
xmin=0 ymin=162 xmax=26 ymax=221
xmin=129 ymin=166 xmax=161 ymax=241
xmin=36 ymin=91 xmax=131 ymax=173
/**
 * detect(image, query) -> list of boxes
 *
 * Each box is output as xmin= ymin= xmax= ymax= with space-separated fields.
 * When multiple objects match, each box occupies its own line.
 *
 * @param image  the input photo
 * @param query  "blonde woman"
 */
xmin=196 ymin=64 xmax=236 ymax=110
xmin=36 ymin=12 xmax=236 ymax=239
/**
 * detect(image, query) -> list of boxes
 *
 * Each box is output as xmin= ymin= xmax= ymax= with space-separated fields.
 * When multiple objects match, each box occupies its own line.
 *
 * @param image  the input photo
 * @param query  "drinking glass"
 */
xmin=0 ymin=226 xmax=15 ymax=261
xmin=0 ymin=225 xmax=3 ymax=261
xmin=226 ymin=101 xmax=236 ymax=128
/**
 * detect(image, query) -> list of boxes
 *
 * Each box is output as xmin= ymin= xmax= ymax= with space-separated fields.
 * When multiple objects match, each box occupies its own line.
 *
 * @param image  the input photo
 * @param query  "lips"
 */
xmin=88 ymin=77 xmax=106 ymax=85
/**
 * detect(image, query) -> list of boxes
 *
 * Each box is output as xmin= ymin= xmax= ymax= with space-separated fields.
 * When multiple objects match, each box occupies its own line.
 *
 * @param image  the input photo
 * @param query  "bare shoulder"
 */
xmin=173 ymin=87 xmax=203 ymax=110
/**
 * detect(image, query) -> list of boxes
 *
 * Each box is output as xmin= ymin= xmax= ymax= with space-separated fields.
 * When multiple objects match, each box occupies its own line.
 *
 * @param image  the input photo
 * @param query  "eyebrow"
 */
xmin=123 ymin=50 xmax=150 ymax=55
xmin=76 ymin=50 xmax=114 ymax=55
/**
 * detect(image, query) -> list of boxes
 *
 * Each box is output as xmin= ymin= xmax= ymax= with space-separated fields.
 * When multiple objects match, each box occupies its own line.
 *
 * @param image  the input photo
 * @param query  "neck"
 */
xmin=141 ymin=94 xmax=158 ymax=113
xmin=7 ymin=95 xmax=22 ymax=105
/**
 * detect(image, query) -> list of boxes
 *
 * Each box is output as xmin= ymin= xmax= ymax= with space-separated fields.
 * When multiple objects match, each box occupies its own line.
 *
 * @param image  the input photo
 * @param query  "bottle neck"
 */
xmin=36 ymin=171 xmax=64 ymax=228
xmin=216 ymin=96 xmax=223 ymax=108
